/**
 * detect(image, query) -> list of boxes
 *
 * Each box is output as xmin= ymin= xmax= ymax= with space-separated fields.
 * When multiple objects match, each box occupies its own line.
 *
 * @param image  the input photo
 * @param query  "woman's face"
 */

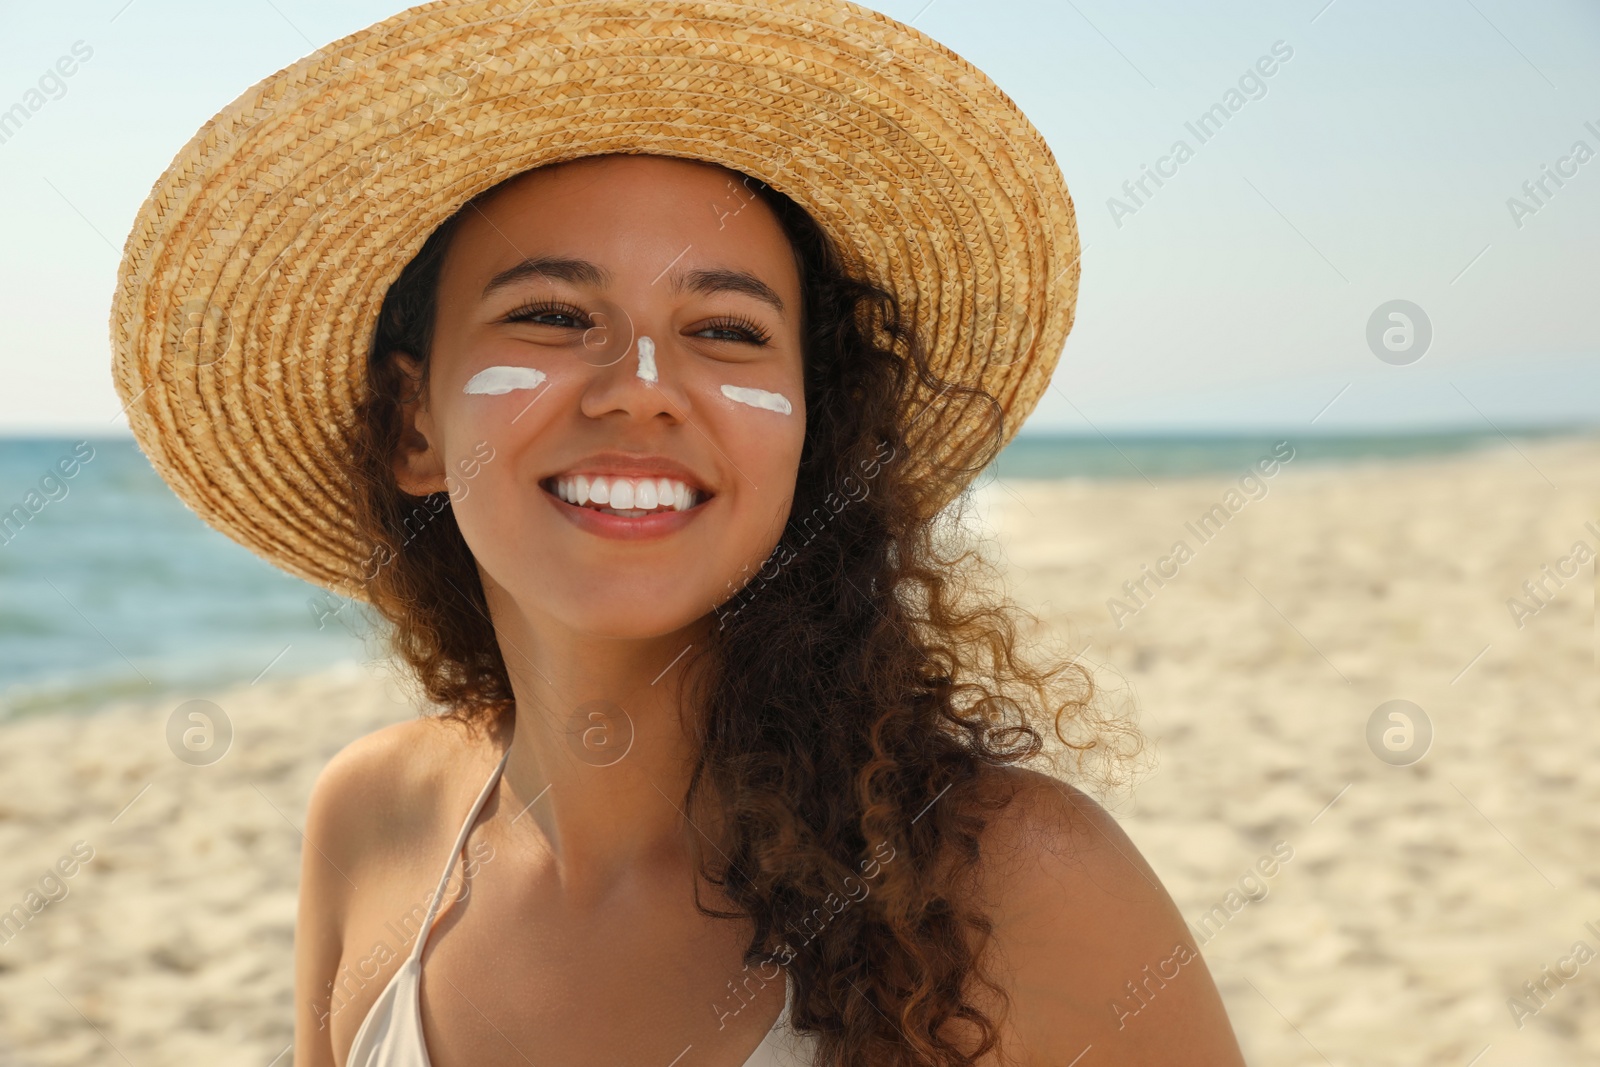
xmin=394 ymin=154 xmax=807 ymax=641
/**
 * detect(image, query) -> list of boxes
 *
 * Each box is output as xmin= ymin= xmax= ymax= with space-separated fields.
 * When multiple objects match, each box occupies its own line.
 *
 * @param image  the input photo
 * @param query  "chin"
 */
xmin=522 ymin=583 xmax=715 ymax=642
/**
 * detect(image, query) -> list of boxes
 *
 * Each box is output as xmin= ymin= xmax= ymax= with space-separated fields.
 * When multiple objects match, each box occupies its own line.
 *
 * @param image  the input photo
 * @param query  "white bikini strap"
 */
xmin=407 ymin=745 xmax=511 ymax=963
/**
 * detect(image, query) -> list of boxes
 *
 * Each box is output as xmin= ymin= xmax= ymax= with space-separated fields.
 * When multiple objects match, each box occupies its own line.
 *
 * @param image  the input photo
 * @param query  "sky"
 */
xmin=0 ymin=0 xmax=1596 ymax=436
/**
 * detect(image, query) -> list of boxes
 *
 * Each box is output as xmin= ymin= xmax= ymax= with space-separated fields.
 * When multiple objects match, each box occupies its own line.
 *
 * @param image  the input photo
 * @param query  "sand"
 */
xmin=1 ymin=434 xmax=1596 ymax=1066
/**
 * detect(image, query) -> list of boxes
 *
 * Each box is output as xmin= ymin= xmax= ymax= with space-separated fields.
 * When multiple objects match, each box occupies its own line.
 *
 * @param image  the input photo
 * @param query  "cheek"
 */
xmin=429 ymin=385 xmax=564 ymax=559
xmin=678 ymin=362 xmax=805 ymax=521
xmin=695 ymin=380 xmax=804 ymax=489
xmin=710 ymin=405 xmax=807 ymax=568
xmin=444 ymin=451 xmax=544 ymax=598
xmin=744 ymin=414 xmax=805 ymax=501
xmin=441 ymin=443 xmax=523 ymax=563
xmin=440 ymin=361 xmax=576 ymax=461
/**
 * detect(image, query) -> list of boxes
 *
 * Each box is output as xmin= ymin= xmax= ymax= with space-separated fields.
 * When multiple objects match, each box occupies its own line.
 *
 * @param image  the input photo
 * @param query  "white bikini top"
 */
xmin=344 ymin=745 xmax=818 ymax=1067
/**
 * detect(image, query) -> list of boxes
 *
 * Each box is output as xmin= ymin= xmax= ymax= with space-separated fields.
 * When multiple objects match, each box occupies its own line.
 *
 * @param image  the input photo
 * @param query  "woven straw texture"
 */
xmin=109 ymin=0 xmax=1080 ymax=598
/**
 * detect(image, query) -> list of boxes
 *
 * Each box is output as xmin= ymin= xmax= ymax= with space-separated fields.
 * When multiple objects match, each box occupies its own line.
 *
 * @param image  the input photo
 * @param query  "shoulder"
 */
xmin=293 ymin=715 xmax=492 ymax=1062
xmin=963 ymin=765 xmax=1245 ymax=1067
xmin=969 ymin=765 xmax=1159 ymax=909
xmin=300 ymin=715 xmax=490 ymax=914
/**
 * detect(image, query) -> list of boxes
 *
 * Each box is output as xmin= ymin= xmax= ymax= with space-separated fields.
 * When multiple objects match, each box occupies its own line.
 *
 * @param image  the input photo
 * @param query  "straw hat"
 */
xmin=110 ymin=0 xmax=1080 ymax=598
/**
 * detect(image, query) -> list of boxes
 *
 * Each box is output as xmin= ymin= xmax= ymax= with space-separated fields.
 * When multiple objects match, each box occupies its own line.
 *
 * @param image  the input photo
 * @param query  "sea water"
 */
xmin=0 ymin=429 xmax=1581 ymax=718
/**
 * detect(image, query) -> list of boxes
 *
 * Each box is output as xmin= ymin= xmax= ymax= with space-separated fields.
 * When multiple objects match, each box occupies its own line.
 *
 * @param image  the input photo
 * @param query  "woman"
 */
xmin=111 ymin=3 xmax=1245 ymax=1065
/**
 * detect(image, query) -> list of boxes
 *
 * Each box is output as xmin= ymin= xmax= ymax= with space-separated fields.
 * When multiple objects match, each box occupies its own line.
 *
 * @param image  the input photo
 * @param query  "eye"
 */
xmin=501 ymin=300 xmax=590 ymax=328
xmin=695 ymin=316 xmax=772 ymax=346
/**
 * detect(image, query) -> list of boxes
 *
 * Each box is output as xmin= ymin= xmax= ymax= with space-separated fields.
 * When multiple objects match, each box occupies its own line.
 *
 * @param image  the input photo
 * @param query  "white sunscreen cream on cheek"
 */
xmin=720 ymin=384 xmax=794 ymax=415
xmin=636 ymin=337 xmax=658 ymax=383
xmin=463 ymin=366 xmax=548 ymax=395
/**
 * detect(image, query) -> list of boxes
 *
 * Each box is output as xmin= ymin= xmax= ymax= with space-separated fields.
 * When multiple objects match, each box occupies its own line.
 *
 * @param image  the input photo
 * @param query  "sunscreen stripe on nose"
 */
xmin=636 ymin=337 xmax=658 ymax=383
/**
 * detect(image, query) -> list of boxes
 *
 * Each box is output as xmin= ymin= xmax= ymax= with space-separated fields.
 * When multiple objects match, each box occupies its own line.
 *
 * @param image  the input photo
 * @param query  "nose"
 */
xmin=577 ymin=315 xmax=689 ymax=425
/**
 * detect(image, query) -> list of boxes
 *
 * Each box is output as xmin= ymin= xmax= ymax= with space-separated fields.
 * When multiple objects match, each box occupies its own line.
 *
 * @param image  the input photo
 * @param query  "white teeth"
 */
xmin=551 ymin=475 xmax=701 ymax=513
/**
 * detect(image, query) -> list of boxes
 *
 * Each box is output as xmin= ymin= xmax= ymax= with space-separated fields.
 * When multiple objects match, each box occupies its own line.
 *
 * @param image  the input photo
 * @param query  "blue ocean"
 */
xmin=0 ymin=429 xmax=1583 ymax=719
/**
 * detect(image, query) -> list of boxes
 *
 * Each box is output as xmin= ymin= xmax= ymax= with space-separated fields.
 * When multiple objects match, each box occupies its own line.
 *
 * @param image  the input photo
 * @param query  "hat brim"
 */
xmin=110 ymin=0 xmax=1080 ymax=598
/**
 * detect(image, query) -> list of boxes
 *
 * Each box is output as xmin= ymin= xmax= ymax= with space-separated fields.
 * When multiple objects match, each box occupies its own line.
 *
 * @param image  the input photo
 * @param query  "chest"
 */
xmin=329 ymin=831 xmax=790 ymax=1067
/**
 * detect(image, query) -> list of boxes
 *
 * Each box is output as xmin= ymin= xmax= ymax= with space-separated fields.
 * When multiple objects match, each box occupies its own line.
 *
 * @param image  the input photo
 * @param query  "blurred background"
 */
xmin=1 ymin=1 xmax=1596 ymax=1064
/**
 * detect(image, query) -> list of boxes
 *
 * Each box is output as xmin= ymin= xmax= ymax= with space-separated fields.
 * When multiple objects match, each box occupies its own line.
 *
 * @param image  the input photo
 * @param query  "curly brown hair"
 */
xmin=340 ymin=156 xmax=1137 ymax=1067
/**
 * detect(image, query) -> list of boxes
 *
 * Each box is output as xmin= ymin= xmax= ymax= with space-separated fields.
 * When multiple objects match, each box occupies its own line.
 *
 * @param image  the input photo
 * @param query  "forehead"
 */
xmin=440 ymin=154 xmax=800 ymax=294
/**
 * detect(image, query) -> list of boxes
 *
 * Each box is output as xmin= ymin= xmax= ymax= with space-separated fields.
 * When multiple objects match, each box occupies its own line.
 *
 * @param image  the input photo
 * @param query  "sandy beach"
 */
xmin=1 ymin=434 xmax=1596 ymax=1066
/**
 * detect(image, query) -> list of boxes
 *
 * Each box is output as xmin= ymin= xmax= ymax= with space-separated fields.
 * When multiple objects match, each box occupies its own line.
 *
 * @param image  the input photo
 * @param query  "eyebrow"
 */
xmin=481 ymin=255 xmax=787 ymax=319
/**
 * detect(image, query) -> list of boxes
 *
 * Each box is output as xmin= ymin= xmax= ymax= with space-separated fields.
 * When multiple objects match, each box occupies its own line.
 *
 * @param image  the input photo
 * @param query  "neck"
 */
xmin=482 ymin=581 xmax=721 ymax=905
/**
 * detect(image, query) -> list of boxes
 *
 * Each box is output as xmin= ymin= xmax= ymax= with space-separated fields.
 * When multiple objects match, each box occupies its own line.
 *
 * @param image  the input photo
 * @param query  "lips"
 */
xmin=546 ymin=473 xmax=700 ymax=515
xmin=540 ymin=476 xmax=710 ymax=543
xmin=537 ymin=454 xmax=714 ymax=538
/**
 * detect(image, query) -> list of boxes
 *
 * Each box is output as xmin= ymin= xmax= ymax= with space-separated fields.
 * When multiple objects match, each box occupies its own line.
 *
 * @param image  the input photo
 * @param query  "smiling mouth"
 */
xmin=540 ymin=473 xmax=711 ymax=517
